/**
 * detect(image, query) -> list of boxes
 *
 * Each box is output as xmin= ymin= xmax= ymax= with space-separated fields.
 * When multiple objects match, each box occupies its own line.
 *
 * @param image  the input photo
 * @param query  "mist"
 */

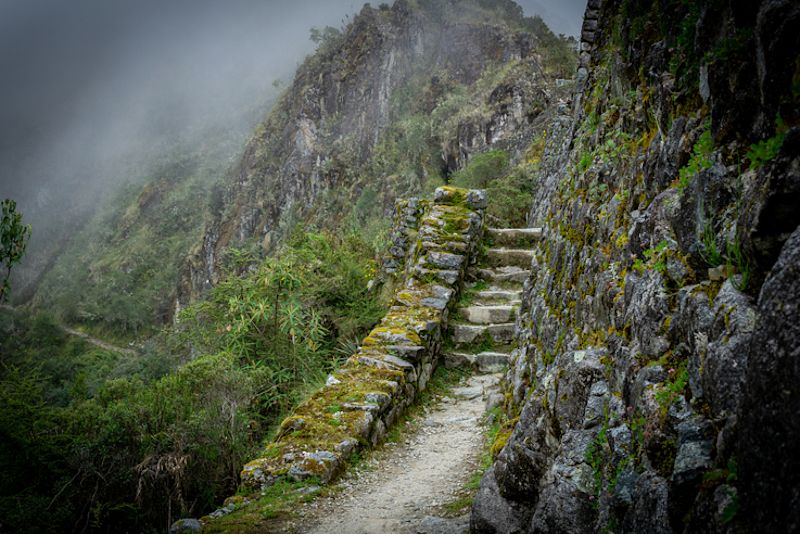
xmin=0 ymin=0 xmax=585 ymax=296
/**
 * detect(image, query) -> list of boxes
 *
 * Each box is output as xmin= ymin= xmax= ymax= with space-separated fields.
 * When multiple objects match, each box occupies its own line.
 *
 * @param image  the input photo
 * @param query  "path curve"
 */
xmin=60 ymin=326 xmax=137 ymax=355
xmin=1 ymin=304 xmax=136 ymax=356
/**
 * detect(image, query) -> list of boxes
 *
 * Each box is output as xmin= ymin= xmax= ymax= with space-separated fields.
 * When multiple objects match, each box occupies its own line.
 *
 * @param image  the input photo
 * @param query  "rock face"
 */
xmin=737 ymin=227 xmax=800 ymax=533
xmin=176 ymin=0 xmax=563 ymax=308
xmin=471 ymin=0 xmax=800 ymax=532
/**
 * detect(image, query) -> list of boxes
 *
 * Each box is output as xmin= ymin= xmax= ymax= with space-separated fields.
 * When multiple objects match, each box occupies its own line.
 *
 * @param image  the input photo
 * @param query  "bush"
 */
xmin=0 ymin=231 xmax=384 ymax=532
xmin=450 ymin=150 xmax=511 ymax=189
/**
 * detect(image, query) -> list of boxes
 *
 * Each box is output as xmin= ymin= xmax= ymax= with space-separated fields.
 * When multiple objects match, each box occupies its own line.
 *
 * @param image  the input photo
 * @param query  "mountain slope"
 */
xmin=178 ymin=0 xmax=576 ymax=308
xmin=28 ymin=113 xmax=266 ymax=336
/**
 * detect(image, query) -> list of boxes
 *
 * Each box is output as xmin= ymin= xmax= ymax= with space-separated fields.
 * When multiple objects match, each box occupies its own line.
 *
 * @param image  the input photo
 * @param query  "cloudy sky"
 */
xmin=0 ymin=0 xmax=584 ymax=206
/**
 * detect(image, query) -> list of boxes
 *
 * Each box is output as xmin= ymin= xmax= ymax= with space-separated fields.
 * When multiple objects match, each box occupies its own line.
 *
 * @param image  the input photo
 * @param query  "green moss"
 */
xmin=436 ymin=186 xmax=469 ymax=206
xmin=204 ymin=477 xmax=325 ymax=533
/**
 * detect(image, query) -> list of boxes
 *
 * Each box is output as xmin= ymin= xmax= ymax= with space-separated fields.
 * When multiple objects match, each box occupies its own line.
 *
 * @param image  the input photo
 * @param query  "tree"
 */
xmin=1 ymin=199 xmax=31 ymax=303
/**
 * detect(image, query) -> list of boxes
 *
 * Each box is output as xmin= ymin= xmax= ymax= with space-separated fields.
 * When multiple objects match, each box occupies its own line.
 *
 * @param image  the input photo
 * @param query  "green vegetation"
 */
xmin=449 ymin=150 xmax=534 ymax=227
xmin=725 ymin=240 xmax=752 ymax=291
xmin=654 ymin=362 xmax=689 ymax=418
xmin=0 ymin=199 xmax=31 ymax=302
xmin=0 ymin=230 xmax=384 ymax=533
xmin=746 ymin=115 xmax=787 ymax=168
xmin=31 ymin=148 xmax=234 ymax=338
xmin=699 ymin=219 xmax=724 ymax=267
xmin=677 ymin=127 xmax=714 ymax=189
xmin=450 ymin=150 xmax=510 ymax=189
xmin=585 ymin=407 xmax=610 ymax=499
xmin=699 ymin=218 xmax=753 ymax=291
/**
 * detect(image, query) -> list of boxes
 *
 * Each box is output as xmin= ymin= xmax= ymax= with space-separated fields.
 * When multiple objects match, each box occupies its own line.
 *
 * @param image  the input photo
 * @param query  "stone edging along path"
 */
xmin=184 ymin=186 xmax=487 ymax=530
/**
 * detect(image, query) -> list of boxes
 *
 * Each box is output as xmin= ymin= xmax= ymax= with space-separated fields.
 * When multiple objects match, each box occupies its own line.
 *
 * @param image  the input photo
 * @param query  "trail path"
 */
xmin=289 ymin=227 xmax=538 ymax=534
xmin=60 ymin=325 xmax=137 ymax=355
xmin=293 ymin=373 xmax=501 ymax=534
xmin=1 ymin=304 xmax=136 ymax=356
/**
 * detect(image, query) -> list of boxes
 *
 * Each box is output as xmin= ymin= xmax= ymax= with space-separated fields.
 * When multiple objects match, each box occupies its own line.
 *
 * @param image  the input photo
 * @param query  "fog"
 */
xmin=0 ymin=0 xmax=366 ymax=213
xmin=0 ymin=0 xmax=584 ymax=296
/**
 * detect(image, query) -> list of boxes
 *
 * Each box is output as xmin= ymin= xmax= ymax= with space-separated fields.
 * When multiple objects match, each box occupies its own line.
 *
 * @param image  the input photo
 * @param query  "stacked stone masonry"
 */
xmin=195 ymin=186 xmax=486 ymax=529
xmin=470 ymin=0 xmax=800 ymax=532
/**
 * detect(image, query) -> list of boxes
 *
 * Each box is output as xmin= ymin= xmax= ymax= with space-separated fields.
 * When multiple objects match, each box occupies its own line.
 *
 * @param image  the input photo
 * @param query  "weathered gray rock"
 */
xmin=486 ymin=248 xmax=536 ymax=269
xmin=466 ymin=189 xmax=489 ymax=210
xmin=425 ymin=251 xmax=466 ymax=270
xmin=738 ymin=225 xmax=800 ymax=533
xmin=443 ymin=352 xmax=475 ymax=369
xmin=477 ymin=266 xmax=531 ymax=283
xmin=492 ymin=393 xmax=549 ymax=503
xmin=451 ymin=323 xmax=515 ymax=345
xmin=453 ymin=384 xmax=483 ymax=400
xmin=417 ymin=515 xmax=470 ymax=534
xmin=459 ymin=305 xmax=516 ymax=324
xmin=488 ymin=227 xmax=543 ymax=247
xmin=169 ymin=518 xmax=202 ymax=534
xmin=702 ymin=280 xmax=756 ymax=418
xmin=474 ymin=288 xmax=523 ymax=303
xmin=475 ymin=351 xmax=511 ymax=373
xmin=528 ymin=430 xmax=597 ymax=533
xmin=471 ymin=466 xmax=532 ymax=534
xmin=288 ymin=450 xmax=340 ymax=483
xmin=624 ymin=270 xmax=671 ymax=358
xmin=622 ymin=472 xmax=671 ymax=534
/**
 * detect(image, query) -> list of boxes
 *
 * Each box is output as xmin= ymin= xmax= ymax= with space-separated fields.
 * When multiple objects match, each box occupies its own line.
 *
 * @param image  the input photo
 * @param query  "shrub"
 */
xmin=450 ymin=150 xmax=511 ymax=189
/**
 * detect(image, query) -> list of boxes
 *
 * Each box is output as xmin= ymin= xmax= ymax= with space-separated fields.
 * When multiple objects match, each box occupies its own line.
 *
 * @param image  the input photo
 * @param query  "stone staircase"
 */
xmin=445 ymin=227 xmax=542 ymax=374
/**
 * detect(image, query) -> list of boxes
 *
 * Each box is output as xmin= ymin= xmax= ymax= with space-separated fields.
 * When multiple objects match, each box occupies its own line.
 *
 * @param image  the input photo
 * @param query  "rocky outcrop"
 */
xmin=471 ymin=0 xmax=800 ymax=532
xmin=176 ymin=0 xmax=557 ymax=308
xmin=737 ymin=226 xmax=800 ymax=533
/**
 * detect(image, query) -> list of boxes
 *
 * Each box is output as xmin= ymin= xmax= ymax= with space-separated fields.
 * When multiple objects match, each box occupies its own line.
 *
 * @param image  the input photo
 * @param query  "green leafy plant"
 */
xmin=578 ymin=151 xmax=594 ymax=174
xmin=654 ymin=362 xmax=689 ymax=417
xmin=746 ymin=116 xmax=787 ymax=169
xmin=0 ymin=199 xmax=31 ymax=302
xmin=449 ymin=150 xmax=510 ymax=189
xmin=677 ymin=128 xmax=714 ymax=190
xmin=699 ymin=219 xmax=723 ymax=267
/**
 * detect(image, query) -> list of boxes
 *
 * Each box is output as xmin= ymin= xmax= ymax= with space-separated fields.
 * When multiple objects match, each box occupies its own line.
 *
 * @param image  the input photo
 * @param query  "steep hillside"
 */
xmin=0 ymin=3 xmax=580 ymax=532
xmin=178 ymin=0 xmax=576 ymax=307
xmin=24 ymin=101 xmax=272 ymax=337
xmin=471 ymin=0 xmax=800 ymax=532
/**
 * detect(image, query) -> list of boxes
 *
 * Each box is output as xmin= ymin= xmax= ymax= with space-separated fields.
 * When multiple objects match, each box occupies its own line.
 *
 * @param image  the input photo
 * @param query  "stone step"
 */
xmin=475 ymin=289 xmax=523 ymax=302
xmin=486 ymin=248 xmax=536 ymax=269
xmin=488 ymin=227 xmax=543 ymax=247
xmin=451 ymin=322 xmax=515 ymax=345
xmin=458 ymin=305 xmax=516 ymax=324
xmin=444 ymin=351 xmax=511 ymax=373
xmin=477 ymin=266 xmax=530 ymax=283
xmin=471 ymin=298 xmax=522 ymax=307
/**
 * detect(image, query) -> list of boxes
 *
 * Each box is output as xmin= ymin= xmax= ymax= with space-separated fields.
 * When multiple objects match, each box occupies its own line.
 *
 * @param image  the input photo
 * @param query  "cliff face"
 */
xmin=177 ymin=0 xmax=568 ymax=308
xmin=472 ymin=0 xmax=800 ymax=532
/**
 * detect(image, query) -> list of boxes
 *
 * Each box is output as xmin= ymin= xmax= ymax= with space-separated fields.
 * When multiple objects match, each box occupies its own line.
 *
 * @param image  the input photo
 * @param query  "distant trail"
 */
xmin=1 ymin=304 xmax=136 ymax=356
xmin=60 ymin=325 xmax=137 ymax=356
xmin=292 ymin=373 xmax=500 ymax=534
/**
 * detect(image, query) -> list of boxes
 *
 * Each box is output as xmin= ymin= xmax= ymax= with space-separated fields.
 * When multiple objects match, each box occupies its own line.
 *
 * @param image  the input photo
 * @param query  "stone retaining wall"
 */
xmin=382 ymin=197 xmax=430 ymax=276
xmin=192 ymin=186 xmax=486 ymax=529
